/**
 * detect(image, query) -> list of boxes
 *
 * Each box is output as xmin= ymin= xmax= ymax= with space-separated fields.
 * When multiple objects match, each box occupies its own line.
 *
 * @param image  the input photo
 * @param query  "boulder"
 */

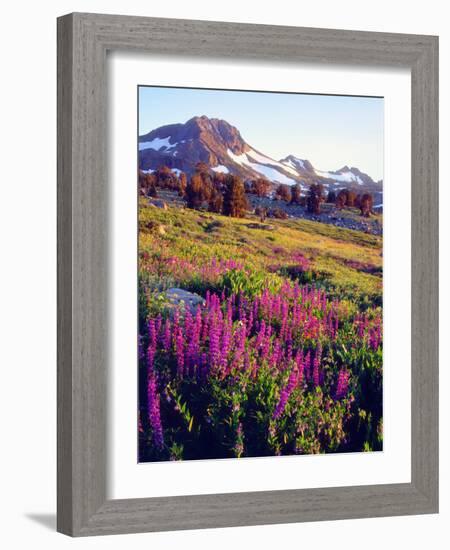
xmin=165 ymin=288 xmax=205 ymax=314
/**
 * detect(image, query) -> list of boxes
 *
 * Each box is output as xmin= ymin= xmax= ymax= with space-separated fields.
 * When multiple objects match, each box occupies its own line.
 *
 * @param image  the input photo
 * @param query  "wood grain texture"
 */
xmin=57 ymin=13 xmax=74 ymax=536
xmin=57 ymin=12 xmax=439 ymax=537
xmin=410 ymin=36 xmax=439 ymax=506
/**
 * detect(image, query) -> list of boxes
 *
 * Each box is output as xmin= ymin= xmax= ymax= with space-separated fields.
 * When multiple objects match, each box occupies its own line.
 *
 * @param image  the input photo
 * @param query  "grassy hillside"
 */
xmin=139 ymin=198 xmax=382 ymax=305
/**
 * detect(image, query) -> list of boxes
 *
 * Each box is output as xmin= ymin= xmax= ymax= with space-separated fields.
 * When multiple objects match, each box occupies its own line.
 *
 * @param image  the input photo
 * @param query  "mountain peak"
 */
xmin=337 ymin=165 xmax=351 ymax=173
xmin=280 ymin=155 xmax=314 ymax=174
xmin=184 ymin=116 xmax=247 ymax=155
xmin=139 ymin=115 xmax=249 ymax=175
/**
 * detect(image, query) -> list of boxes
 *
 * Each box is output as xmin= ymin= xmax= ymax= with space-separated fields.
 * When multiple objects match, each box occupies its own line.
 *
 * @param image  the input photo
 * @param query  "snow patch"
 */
xmin=211 ymin=165 xmax=229 ymax=174
xmin=139 ymin=136 xmax=175 ymax=151
xmin=282 ymin=157 xmax=305 ymax=171
xmin=227 ymin=149 xmax=298 ymax=185
xmin=315 ymin=169 xmax=363 ymax=185
xmin=246 ymin=149 xmax=299 ymax=177
xmin=250 ymin=164 xmax=297 ymax=185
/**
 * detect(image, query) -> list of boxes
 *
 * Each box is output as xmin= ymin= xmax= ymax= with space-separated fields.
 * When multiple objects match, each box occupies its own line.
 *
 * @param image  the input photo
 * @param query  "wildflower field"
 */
xmin=138 ymin=199 xmax=383 ymax=461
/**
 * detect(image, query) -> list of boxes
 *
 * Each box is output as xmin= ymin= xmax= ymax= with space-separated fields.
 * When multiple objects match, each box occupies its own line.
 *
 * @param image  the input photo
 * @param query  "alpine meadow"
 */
xmin=137 ymin=86 xmax=383 ymax=462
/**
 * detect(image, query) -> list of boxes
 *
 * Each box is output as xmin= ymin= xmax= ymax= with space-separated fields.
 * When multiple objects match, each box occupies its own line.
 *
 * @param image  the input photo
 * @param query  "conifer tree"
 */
xmin=290 ymin=183 xmax=302 ymax=204
xmin=307 ymin=183 xmax=324 ymax=215
xmin=327 ymin=190 xmax=336 ymax=203
xmin=185 ymin=173 xmax=205 ymax=209
xmin=276 ymin=183 xmax=291 ymax=202
xmin=223 ymin=175 xmax=248 ymax=218
xmin=360 ymin=193 xmax=373 ymax=217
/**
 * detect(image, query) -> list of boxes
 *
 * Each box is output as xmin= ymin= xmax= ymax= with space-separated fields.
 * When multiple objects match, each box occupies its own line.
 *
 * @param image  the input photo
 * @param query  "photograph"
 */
xmin=137 ymin=85 xmax=383 ymax=462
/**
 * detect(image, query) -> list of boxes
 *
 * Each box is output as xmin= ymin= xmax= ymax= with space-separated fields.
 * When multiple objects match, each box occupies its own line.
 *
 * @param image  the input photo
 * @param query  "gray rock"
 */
xmin=165 ymin=288 xmax=205 ymax=314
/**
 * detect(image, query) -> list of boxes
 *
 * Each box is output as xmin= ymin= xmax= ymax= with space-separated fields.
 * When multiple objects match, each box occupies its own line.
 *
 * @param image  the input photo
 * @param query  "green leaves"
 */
xmin=220 ymin=268 xmax=282 ymax=298
xmin=168 ymin=385 xmax=195 ymax=432
xmin=188 ymin=415 xmax=195 ymax=433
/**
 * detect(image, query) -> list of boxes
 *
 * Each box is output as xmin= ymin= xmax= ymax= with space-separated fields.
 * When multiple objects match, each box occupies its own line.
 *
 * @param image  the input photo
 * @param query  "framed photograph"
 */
xmin=57 ymin=13 xmax=438 ymax=536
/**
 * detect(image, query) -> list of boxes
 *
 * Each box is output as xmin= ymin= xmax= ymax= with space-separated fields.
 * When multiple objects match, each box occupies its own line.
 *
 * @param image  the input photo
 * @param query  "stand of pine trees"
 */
xmin=139 ymin=165 xmax=375 ymax=219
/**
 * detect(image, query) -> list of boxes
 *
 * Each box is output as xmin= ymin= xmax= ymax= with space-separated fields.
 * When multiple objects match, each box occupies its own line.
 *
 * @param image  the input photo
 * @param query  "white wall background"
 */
xmin=0 ymin=1 xmax=447 ymax=548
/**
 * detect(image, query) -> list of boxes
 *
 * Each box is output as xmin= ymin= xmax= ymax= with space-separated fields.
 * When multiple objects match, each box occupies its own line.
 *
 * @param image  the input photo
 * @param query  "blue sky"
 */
xmin=139 ymin=86 xmax=384 ymax=181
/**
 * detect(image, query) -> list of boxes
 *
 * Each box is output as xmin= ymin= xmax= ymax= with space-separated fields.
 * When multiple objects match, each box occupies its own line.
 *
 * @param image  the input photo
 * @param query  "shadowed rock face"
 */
xmin=201 ymin=117 xmax=248 ymax=155
xmin=139 ymin=115 xmax=383 ymax=194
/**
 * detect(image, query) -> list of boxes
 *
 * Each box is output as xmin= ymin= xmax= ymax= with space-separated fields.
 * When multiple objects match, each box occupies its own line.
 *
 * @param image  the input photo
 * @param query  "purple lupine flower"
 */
xmin=146 ymin=344 xmax=164 ymax=450
xmin=174 ymin=326 xmax=185 ymax=377
xmin=140 ymin=273 xmax=381 ymax=446
xmin=285 ymin=336 xmax=293 ymax=367
xmin=368 ymin=319 xmax=382 ymax=350
xmin=295 ymin=349 xmax=305 ymax=385
xmin=195 ymin=305 xmax=202 ymax=337
xmin=148 ymin=318 xmax=157 ymax=350
xmin=247 ymin=308 xmax=254 ymax=334
xmin=199 ymin=352 xmax=209 ymax=381
xmin=270 ymin=338 xmax=282 ymax=370
xmin=147 ymin=372 xmax=164 ymax=449
xmin=208 ymin=321 xmax=220 ymax=369
xmin=220 ymin=321 xmax=232 ymax=371
xmin=184 ymin=308 xmax=193 ymax=339
xmin=252 ymin=295 xmax=259 ymax=321
xmin=244 ymin=349 xmax=251 ymax=373
xmin=312 ymin=343 xmax=322 ymax=386
xmin=162 ymin=319 xmax=172 ymax=350
xmin=201 ymin=309 xmax=209 ymax=342
xmin=155 ymin=314 xmax=162 ymax=337
xmin=232 ymin=322 xmax=247 ymax=369
xmin=255 ymin=319 xmax=266 ymax=350
xmin=261 ymin=325 xmax=272 ymax=360
xmin=304 ymin=350 xmax=311 ymax=381
xmin=335 ymin=368 xmax=350 ymax=400
xmin=326 ymin=309 xmax=334 ymax=338
xmin=186 ymin=326 xmax=200 ymax=376
xmin=279 ymin=300 xmax=289 ymax=341
xmin=226 ymin=302 xmax=233 ymax=326
xmin=273 ymin=368 xmax=298 ymax=419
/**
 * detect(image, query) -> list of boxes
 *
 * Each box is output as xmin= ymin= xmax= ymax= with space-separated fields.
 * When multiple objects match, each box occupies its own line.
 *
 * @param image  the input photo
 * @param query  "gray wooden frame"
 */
xmin=57 ymin=12 xmax=439 ymax=537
